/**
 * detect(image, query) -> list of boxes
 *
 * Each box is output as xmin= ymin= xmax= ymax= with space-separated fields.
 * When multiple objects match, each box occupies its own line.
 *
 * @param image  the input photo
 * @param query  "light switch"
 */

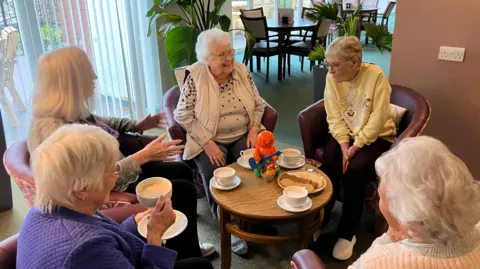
xmin=438 ymin=46 xmax=465 ymax=62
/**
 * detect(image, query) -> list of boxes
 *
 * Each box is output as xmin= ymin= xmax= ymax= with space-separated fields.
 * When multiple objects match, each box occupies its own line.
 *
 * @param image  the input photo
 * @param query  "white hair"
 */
xmin=195 ymin=28 xmax=230 ymax=63
xmin=326 ymin=36 xmax=362 ymax=62
xmin=33 ymin=47 xmax=95 ymax=122
xmin=376 ymin=136 xmax=480 ymax=244
xmin=31 ymin=124 xmax=120 ymax=213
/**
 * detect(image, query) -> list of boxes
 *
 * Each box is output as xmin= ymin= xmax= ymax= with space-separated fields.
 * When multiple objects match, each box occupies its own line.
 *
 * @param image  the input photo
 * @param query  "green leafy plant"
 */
xmin=306 ymin=3 xmax=393 ymax=62
xmin=40 ymin=23 xmax=64 ymax=51
xmin=147 ymin=0 xmax=255 ymax=75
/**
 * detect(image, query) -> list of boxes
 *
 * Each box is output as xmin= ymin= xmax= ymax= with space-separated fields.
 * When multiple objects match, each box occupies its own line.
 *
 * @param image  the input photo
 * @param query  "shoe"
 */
xmin=231 ymin=235 xmax=248 ymax=255
xmin=333 ymin=236 xmax=356 ymax=260
xmin=200 ymin=243 xmax=215 ymax=257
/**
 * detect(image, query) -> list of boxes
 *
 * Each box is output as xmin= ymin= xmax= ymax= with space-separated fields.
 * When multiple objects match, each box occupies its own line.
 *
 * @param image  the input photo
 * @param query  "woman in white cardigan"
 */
xmin=174 ymin=28 xmax=266 ymax=255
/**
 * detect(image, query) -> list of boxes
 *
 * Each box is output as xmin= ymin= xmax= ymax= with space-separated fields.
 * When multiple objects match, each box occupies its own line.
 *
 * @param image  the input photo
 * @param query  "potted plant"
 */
xmin=305 ymin=3 xmax=393 ymax=101
xmin=146 ymin=0 xmax=255 ymax=83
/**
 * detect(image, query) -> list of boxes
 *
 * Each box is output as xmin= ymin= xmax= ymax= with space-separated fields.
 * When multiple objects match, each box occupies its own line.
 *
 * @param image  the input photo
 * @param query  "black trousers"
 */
xmin=174 ymin=258 xmax=213 ymax=269
xmin=119 ymin=136 xmax=201 ymax=259
xmin=320 ymin=135 xmax=391 ymax=240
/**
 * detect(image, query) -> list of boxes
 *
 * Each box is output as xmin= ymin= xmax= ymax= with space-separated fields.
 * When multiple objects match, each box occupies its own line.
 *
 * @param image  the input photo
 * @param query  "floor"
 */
xmin=0 ymin=17 xmax=394 ymax=269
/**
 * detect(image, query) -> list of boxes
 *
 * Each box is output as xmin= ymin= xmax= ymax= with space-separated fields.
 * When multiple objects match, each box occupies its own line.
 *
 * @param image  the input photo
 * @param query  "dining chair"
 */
xmin=240 ymin=7 xmax=264 ymax=18
xmin=283 ymin=19 xmax=332 ymax=75
xmin=240 ymin=15 xmax=280 ymax=82
xmin=377 ymin=1 xmax=396 ymax=31
xmin=288 ymin=7 xmax=316 ymax=43
xmin=360 ymin=0 xmax=379 ymax=7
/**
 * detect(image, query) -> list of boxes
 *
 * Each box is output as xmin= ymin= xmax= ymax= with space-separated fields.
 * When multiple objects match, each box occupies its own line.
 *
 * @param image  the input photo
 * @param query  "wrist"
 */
xmin=132 ymin=150 xmax=150 ymax=166
xmin=147 ymin=231 xmax=164 ymax=246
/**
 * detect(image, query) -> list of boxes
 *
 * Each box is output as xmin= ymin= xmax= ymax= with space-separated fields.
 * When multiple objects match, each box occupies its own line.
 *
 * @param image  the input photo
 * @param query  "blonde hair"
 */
xmin=32 ymin=124 xmax=120 ymax=214
xmin=376 ymin=136 xmax=480 ymax=244
xmin=33 ymin=47 xmax=95 ymax=122
xmin=327 ymin=36 xmax=362 ymax=62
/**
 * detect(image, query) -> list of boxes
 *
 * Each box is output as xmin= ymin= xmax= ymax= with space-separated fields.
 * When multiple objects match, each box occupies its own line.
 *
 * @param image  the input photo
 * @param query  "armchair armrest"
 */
xmin=0 ymin=234 xmax=18 ymax=268
xmin=101 ymin=203 xmax=146 ymax=224
xmin=109 ymin=191 xmax=138 ymax=204
xmin=291 ymin=249 xmax=326 ymax=269
xmin=298 ymin=100 xmax=329 ymax=160
xmin=262 ymin=103 xmax=279 ymax=132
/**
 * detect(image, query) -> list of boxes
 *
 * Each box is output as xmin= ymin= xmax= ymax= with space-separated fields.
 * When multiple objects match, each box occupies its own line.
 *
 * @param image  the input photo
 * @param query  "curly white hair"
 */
xmin=195 ymin=28 xmax=230 ymax=63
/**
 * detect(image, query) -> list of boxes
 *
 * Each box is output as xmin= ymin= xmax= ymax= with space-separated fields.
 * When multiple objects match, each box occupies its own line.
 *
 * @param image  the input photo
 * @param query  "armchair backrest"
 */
xmin=0 ymin=234 xmax=18 ymax=269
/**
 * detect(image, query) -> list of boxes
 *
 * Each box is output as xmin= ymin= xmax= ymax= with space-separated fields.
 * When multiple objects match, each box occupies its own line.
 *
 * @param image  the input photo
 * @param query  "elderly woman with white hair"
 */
xmin=17 ymin=124 xmax=214 ymax=269
xmin=319 ymin=36 xmax=397 ymax=259
xmin=174 ymin=28 xmax=267 ymax=255
xmin=27 ymin=47 xmax=214 ymax=257
xmin=348 ymin=136 xmax=480 ymax=268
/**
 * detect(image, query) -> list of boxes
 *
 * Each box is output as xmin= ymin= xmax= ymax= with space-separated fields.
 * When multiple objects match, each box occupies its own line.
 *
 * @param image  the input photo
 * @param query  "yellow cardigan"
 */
xmin=324 ymin=63 xmax=396 ymax=148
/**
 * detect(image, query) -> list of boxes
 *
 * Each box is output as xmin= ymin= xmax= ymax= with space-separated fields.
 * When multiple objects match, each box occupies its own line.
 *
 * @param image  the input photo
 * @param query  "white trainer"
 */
xmin=332 ymin=236 xmax=357 ymax=260
xmin=200 ymin=242 xmax=215 ymax=257
xmin=231 ymin=235 xmax=248 ymax=255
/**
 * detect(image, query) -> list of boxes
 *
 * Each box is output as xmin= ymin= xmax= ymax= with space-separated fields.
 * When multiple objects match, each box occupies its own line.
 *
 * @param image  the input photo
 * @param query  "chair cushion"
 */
xmin=390 ymin=104 xmax=407 ymax=132
xmin=253 ymin=41 xmax=279 ymax=50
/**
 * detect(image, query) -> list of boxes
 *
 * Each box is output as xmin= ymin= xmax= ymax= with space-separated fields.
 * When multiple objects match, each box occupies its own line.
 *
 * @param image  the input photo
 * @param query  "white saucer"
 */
xmin=137 ymin=210 xmax=188 ymax=240
xmin=277 ymin=195 xmax=312 ymax=213
xmin=237 ymin=156 xmax=252 ymax=169
xmin=278 ymin=155 xmax=306 ymax=169
xmin=209 ymin=176 xmax=241 ymax=191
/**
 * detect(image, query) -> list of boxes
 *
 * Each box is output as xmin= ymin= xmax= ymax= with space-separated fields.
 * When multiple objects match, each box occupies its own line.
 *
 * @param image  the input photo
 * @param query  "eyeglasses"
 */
xmin=210 ymin=49 xmax=235 ymax=61
xmin=104 ymin=163 xmax=122 ymax=177
xmin=323 ymin=62 xmax=342 ymax=71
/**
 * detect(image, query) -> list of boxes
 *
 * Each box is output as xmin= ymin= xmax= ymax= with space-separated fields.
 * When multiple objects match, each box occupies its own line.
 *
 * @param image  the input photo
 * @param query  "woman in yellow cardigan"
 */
xmin=320 ymin=36 xmax=396 ymax=260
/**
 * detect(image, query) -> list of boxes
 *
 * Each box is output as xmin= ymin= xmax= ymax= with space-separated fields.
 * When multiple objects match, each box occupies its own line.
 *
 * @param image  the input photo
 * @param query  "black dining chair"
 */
xmin=240 ymin=15 xmax=280 ymax=82
xmin=288 ymin=7 xmax=316 ymax=44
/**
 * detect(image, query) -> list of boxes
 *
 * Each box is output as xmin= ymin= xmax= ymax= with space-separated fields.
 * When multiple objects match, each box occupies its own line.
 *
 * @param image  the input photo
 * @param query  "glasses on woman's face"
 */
xmin=104 ymin=163 xmax=122 ymax=178
xmin=210 ymin=49 xmax=235 ymax=62
xmin=324 ymin=61 xmax=343 ymax=71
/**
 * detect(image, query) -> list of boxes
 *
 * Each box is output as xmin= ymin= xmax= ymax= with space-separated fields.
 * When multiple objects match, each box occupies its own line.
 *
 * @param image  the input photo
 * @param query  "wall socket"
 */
xmin=438 ymin=46 xmax=465 ymax=62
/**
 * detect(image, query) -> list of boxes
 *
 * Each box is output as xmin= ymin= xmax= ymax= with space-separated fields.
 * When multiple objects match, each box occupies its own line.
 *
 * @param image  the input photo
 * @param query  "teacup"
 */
xmin=282 ymin=148 xmax=302 ymax=166
xmin=214 ymin=167 xmax=236 ymax=186
xmin=136 ymin=177 xmax=172 ymax=208
xmin=283 ymin=186 xmax=308 ymax=207
xmin=240 ymin=148 xmax=254 ymax=159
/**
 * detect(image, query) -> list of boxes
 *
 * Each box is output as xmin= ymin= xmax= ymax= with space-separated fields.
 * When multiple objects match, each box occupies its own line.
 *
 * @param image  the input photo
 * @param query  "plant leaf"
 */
xmin=364 ymin=23 xmax=393 ymax=53
xmin=146 ymin=6 xmax=156 ymax=17
xmin=306 ymin=2 xmax=338 ymax=22
xmin=164 ymin=26 xmax=199 ymax=80
xmin=308 ymin=44 xmax=325 ymax=61
xmin=214 ymin=0 xmax=227 ymax=13
xmin=218 ymin=14 xmax=230 ymax=31
xmin=245 ymin=30 xmax=256 ymax=60
xmin=158 ymin=14 xmax=183 ymax=39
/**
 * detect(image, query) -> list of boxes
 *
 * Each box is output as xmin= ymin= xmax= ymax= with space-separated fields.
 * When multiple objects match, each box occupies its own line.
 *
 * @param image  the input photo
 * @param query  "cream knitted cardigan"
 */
xmin=174 ymin=61 xmax=266 ymax=160
xmin=349 ymin=227 xmax=480 ymax=269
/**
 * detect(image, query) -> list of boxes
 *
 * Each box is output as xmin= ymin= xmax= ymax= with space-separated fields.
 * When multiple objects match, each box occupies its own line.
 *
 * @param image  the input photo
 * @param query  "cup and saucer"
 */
xmin=278 ymin=148 xmax=305 ymax=169
xmin=237 ymin=148 xmax=254 ymax=169
xmin=210 ymin=167 xmax=241 ymax=191
xmin=135 ymin=177 xmax=188 ymax=239
xmin=277 ymin=186 xmax=312 ymax=213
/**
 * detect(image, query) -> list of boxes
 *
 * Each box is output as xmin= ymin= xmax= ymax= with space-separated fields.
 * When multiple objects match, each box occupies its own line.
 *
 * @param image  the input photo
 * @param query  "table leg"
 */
xmin=219 ymin=206 xmax=232 ymax=269
xmin=298 ymin=211 xmax=317 ymax=249
xmin=278 ymin=32 xmax=285 ymax=81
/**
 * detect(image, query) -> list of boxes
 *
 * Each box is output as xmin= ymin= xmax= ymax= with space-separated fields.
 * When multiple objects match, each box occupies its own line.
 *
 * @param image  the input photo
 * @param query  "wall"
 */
xmin=389 ymin=0 xmax=480 ymax=177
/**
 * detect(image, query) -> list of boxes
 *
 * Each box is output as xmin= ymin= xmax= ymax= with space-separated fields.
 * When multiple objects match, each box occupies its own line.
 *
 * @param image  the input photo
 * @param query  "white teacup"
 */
xmin=136 ymin=177 xmax=172 ymax=208
xmin=240 ymin=148 xmax=254 ymax=159
xmin=214 ymin=167 xmax=236 ymax=186
xmin=283 ymin=186 xmax=308 ymax=208
xmin=282 ymin=148 xmax=302 ymax=166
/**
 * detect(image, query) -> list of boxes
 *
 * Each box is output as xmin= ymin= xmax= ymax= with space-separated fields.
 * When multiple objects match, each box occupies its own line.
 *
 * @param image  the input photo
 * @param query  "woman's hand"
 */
xmin=134 ymin=209 xmax=153 ymax=224
xmin=203 ymin=140 xmax=225 ymax=167
xmin=132 ymin=133 xmax=184 ymax=165
xmin=347 ymin=145 xmax=360 ymax=159
xmin=135 ymin=112 xmax=167 ymax=131
xmin=246 ymin=127 xmax=259 ymax=148
xmin=147 ymin=197 xmax=176 ymax=246
xmin=340 ymin=143 xmax=350 ymax=174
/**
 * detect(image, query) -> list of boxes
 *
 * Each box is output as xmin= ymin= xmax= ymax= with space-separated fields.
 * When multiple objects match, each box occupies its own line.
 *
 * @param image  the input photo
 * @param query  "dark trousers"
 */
xmin=174 ymin=258 xmax=213 ymax=269
xmin=119 ymin=135 xmax=201 ymax=259
xmin=193 ymin=135 xmax=247 ymax=219
xmin=320 ymin=135 xmax=391 ymax=240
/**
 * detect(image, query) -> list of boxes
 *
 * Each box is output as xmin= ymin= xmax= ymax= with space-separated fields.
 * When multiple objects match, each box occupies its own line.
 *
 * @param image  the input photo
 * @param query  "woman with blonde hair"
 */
xmin=319 ymin=36 xmax=396 ymax=259
xmin=349 ymin=136 xmax=480 ymax=268
xmin=28 ymin=47 xmax=214 ymax=257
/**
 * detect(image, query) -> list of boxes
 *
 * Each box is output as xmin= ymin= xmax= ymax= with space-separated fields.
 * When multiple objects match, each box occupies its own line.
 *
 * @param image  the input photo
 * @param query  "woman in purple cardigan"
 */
xmin=16 ymin=124 xmax=213 ymax=269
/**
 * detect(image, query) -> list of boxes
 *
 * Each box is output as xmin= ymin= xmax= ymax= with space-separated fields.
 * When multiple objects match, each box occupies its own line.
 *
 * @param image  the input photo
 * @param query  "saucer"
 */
xmin=278 ymin=155 xmax=306 ymax=169
xmin=138 ymin=210 xmax=188 ymax=240
xmin=237 ymin=156 xmax=253 ymax=169
xmin=210 ymin=176 xmax=241 ymax=191
xmin=277 ymin=195 xmax=312 ymax=213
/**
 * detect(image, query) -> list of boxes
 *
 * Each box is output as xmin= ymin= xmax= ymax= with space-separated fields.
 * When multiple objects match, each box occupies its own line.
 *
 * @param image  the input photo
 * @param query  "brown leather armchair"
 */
xmin=0 ymin=203 xmax=146 ymax=268
xmin=298 ymin=85 xmax=431 ymax=234
xmin=291 ymin=249 xmax=326 ymax=269
xmin=3 ymin=139 xmax=138 ymax=209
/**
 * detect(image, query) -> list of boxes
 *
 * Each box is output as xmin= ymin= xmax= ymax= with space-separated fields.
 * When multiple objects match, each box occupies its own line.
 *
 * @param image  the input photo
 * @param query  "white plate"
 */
xmin=277 ymin=170 xmax=326 ymax=194
xmin=137 ymin=210 xmax=188 ymax=240
xmin=278 ymin=155 xmax=306 ymax=169
xmin=209 ymin=176 xmax=241 ymax=191
xmin=237 ymin=156 xmax=252 ymax=169
xmin=277 ymin=195 xmax=312 ymax=213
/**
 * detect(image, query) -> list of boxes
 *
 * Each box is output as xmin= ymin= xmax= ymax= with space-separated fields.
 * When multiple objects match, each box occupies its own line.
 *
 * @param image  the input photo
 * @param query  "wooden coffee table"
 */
xmin=210 ymin=162 xmax=333 ymax=269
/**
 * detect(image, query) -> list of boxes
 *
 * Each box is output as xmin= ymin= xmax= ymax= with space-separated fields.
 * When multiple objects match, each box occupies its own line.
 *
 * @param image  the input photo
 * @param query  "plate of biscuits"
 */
xmin=277 ymin=170 xmax=326 ymax=194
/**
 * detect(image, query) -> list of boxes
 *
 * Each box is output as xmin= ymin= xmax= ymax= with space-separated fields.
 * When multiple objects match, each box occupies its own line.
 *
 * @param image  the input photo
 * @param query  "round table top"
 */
xmin=267 ymin=17 xmax=316 ymax=30
xmin=210 ymin=162 xmax=333 ymax=220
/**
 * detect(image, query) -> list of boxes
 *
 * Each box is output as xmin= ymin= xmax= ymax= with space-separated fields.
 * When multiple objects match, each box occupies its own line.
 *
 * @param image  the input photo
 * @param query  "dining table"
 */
xmin=266 ymin=17 xmax=316 ymax=81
